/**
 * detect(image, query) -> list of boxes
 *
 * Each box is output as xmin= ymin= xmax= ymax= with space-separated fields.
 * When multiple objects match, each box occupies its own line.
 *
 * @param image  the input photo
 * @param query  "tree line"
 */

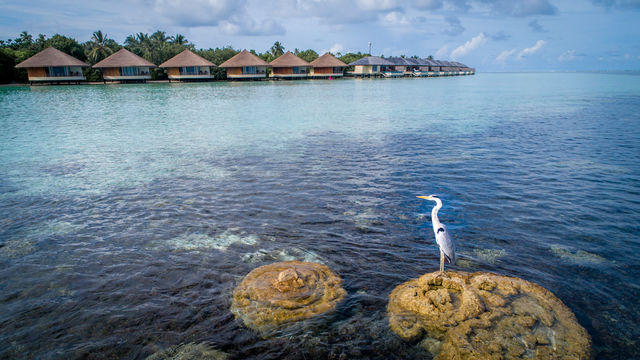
xmin=0 ymin=30 xmax=380 ymax=84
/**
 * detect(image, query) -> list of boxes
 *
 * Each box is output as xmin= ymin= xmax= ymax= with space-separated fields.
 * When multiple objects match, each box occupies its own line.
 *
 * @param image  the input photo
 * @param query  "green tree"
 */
xmin=45 ymin=34 xmax=86 ymax=61
xmin=296 ymin=49 xmax=319 ymax=63
xmin=85 ymin=30 xmax=118 ymax=63
xmin=171 ymin=34 xmax=188 ymax=45
xmin=339 ymin=52 xmax=369 ymax=65
xmin=427 ymin=55 xmax=434 ymax=60
xmin=13 ymin=31 xmax=33 ymax=50
xmin=270 ymin=41 xmax=284 ymax=58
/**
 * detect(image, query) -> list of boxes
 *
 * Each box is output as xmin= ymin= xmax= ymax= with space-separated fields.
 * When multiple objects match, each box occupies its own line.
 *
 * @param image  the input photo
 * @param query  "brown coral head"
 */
xmin=388 ymin=271 xmax=592 ymax=359
xmin=231 ymin=261 xmax=347 ymax=333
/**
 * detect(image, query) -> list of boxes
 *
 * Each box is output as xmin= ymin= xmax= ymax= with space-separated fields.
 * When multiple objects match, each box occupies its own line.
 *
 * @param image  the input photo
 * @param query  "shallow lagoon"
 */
xmin=1 ymin=73 xmax=639 ymax=358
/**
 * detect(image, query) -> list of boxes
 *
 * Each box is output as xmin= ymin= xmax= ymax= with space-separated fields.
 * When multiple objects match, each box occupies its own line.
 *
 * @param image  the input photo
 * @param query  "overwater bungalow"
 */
xmin=387 ymin=57 xmax=425 ymax=77
xmin=219 ymin=50 xmax=270 ymax=80
xmin=93 ymin=48 xmax=155 ymax=83
xmin=159 ymin=49 xmax=216 ymax=82
xmin=348 ymin=56 xmax=395 ymax=78
xmin=451 ymin=61 xmax=474 ymax=75
xmin=430 ymin=60 xmax=447 ymax=76
xmin=15 ymin=47 xmax=89 ymax=84
xmin=309 ymin=53 xmax=347 ymax=78
xmin=269 ymin=52 xmax=311 ymax=79
xmin=440 ymin=61 xmax=458 ymax=76
xmin=413 ymin=59 xmax=437 ymax=77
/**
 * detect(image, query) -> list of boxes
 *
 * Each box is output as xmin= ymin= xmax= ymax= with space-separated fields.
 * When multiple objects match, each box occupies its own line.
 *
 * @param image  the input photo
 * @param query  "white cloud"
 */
xmin=435 ymin=44 xmax=449 ymax=58
xmin=329 ymin=43 xmax=345 ymax=54
xmin=496 ymin=48 xmax=516 ymax=63
xmin=381 ymin=11 xmax=409 ymax=25
xmin=279 ymin=0 xmax=402 ymax=24
xmin=450 ymin=33 xmax=487 ymax=59
xmin=150 ymin=0 xmax=242 ymax=27
xmin=219 ymin=17 xmax=285 ymax=36
xmin=558 ymin=50 xmax=575 ymax=62
xmin=355 ymin=0 xmax=399 ymax=11
xmin=518 ymin=39 xmax=545 ymax=58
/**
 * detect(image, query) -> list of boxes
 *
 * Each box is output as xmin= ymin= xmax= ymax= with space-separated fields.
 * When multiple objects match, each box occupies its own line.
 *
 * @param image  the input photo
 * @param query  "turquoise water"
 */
xmin=1 ymin=74 xmax=639 ymax=358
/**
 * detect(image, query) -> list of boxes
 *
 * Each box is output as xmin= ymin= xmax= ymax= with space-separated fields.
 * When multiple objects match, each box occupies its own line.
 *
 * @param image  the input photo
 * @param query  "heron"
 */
xmin=417 ymin=195 xmax=456 ymax=273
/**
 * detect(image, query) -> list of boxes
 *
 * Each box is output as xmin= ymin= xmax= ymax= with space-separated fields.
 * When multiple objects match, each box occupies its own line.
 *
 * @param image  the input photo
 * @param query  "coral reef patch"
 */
xmin=387 ymin=271 xmax=591 ymax=359
xmin=231 ymin=261 xmax=347 ymax=333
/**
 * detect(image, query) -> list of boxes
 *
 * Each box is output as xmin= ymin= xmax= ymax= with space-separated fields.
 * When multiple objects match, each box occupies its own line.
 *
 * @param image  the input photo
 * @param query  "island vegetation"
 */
xmin=0 ymin=30 xmax=434 ymax=84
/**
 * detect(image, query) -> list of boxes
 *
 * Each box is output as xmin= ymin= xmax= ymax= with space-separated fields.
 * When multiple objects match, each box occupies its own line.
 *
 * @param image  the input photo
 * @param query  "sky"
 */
xmin=1 ymin=0 xmax=639 ymax=71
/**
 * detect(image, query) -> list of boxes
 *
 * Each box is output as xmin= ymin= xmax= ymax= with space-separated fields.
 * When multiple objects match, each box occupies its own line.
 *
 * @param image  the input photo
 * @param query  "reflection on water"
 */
xmin=1 ymin=74 xmax=639 ymax=358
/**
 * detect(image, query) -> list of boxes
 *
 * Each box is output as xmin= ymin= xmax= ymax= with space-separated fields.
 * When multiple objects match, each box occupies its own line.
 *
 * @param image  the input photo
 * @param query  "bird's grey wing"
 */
xmin=435 ymin=224 xmax=456 ymax=264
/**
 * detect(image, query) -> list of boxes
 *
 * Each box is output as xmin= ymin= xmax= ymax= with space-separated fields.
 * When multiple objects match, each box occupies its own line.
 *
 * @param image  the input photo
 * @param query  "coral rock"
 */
xmin=387 ymin=271 xmax=592 ymax=359
xmin=231 ymin=261 xmax=347 ymax=333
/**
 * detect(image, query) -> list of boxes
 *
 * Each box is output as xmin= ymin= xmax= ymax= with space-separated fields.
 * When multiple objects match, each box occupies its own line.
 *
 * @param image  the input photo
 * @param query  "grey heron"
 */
xmin=417 ymin=195 xmax=456 ymax=273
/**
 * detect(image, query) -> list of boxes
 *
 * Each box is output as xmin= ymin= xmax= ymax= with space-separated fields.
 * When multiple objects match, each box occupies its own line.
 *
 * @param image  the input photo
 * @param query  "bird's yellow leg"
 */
xmin=440 ymin=250 xmax=445 ymax=274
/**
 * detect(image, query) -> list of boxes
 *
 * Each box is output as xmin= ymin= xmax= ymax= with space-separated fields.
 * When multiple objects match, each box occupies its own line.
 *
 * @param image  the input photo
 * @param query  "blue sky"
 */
xmin=1 ymin=0 xmax=639 ymax=71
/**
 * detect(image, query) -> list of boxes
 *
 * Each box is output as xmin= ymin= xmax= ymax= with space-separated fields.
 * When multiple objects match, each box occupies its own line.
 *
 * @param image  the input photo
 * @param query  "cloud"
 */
xmin=591 ymin=0 xmax=640 ymax=10
xmin=329 ymin=43 xmax=345 ymax=54
xmin=412 ymin=0 xmax=443 ymax=10
xmin=518 ymin=39 xmax=546 ymax=58
xmin=277 ymin=0 xmax=402 ymax=24
xmin=450 ymin=32 xmax=487 ymax=59
xmin=423 ymin=0 xmax=557 ymax=16
xmin=219 ymin=17 xmax=285 ymax=36
xmin=496 ymin=48 xmax=516 ymax=63
xmin=381 ymin=11 xmax=410 ymax=25
xmin=558 ymin=50 xmax=575 ymax=62
xmin=149 ymin=0 xmax=243 ymax=27
xmin=528 ymin=19 xmax=545 ymax=32
xmin=355 ymin=0 xmax=400 ymax=11
xmin=488 ymin=31 xmax=511 ymax=41
xmin=435 ymin=44 xmax=450 ymax=58
xmin=443 ymin=15 xmax=465 ymax=36
xmin=481 ymin=0 xmax=557 ymax=16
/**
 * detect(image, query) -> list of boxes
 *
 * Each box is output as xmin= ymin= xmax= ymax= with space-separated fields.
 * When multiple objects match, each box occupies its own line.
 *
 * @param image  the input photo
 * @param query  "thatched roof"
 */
xmin=270 ymin=52 xmax=310 ymax=67
xmin=93 ymin=48 xmax=156 ymax=68
xmin=219 ymin=50 xmax=270 ymax=68
xmin=348 ymin=56 xmax=394 ymax=66
xmin=310 ymin=53 xmax=347 ymax=67
xmin=15 ymin=47 xmax=89 ymax=68
xmin=159 ymin=49 xmax=216 ymax=68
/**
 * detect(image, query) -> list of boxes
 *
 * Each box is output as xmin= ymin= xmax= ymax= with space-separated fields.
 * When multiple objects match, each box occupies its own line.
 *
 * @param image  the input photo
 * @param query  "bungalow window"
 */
xmin=47 ymin=66 xmax=68 ymax=77
xmin=243 ymin=66 xmax=257 ymax=74
xmin=293 ymin=67 xmax=308 ymax=74
xmin=181 ymin=66 xmax=197 ymax=75
xmin=120 ymin=67 xmax=138 ymax=76
xmin=333 ymin=67 xmax=343 ymax=73
xmin=372 ymin=65 xmax=378 ymax=72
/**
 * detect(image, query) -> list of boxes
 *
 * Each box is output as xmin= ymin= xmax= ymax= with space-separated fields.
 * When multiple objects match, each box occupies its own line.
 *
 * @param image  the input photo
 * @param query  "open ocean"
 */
xmin=1 ymin=73 xmax=639 ymax=359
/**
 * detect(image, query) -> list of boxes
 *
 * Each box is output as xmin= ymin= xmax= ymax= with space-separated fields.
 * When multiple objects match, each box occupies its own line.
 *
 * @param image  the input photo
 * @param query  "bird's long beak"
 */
xmin=417 ymin=195 xmax=434 ymax=200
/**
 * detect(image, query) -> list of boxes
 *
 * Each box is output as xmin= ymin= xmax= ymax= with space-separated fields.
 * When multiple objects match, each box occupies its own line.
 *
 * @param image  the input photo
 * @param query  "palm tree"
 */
xmin=134 ymin=32 xmax=153 ymax=60
xmin=86 ymin=30 xmax=115 ymax=63
xmin=270 ymin=41 xmax=285 ymax=58
xmin=171 ymin=34 xmax=187 ymax=46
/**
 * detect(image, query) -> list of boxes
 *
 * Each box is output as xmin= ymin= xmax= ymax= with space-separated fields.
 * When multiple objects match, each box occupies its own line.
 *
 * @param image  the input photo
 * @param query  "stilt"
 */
xmin=440 ymin=250 xmax=445 ymax=273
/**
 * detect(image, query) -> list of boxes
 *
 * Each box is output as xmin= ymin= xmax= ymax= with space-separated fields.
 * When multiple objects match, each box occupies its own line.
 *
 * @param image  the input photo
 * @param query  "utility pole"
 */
xmin=368 ymin=42 xmax=372 ymax=55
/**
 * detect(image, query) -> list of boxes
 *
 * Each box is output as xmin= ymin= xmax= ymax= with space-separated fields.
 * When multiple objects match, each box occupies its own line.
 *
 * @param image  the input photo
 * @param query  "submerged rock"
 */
xmin=387 ymin=271 xmax=592 ymax=359
xmin=146 ymin=343 xmax=228 ymax=360
xmin=231 ymin=261 xmax=347 ymax=333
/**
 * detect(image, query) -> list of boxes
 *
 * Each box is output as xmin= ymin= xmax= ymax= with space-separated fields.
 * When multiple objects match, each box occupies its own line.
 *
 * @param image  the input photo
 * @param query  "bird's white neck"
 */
xmin=431 ymin=198 xmax=442 ymax=231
